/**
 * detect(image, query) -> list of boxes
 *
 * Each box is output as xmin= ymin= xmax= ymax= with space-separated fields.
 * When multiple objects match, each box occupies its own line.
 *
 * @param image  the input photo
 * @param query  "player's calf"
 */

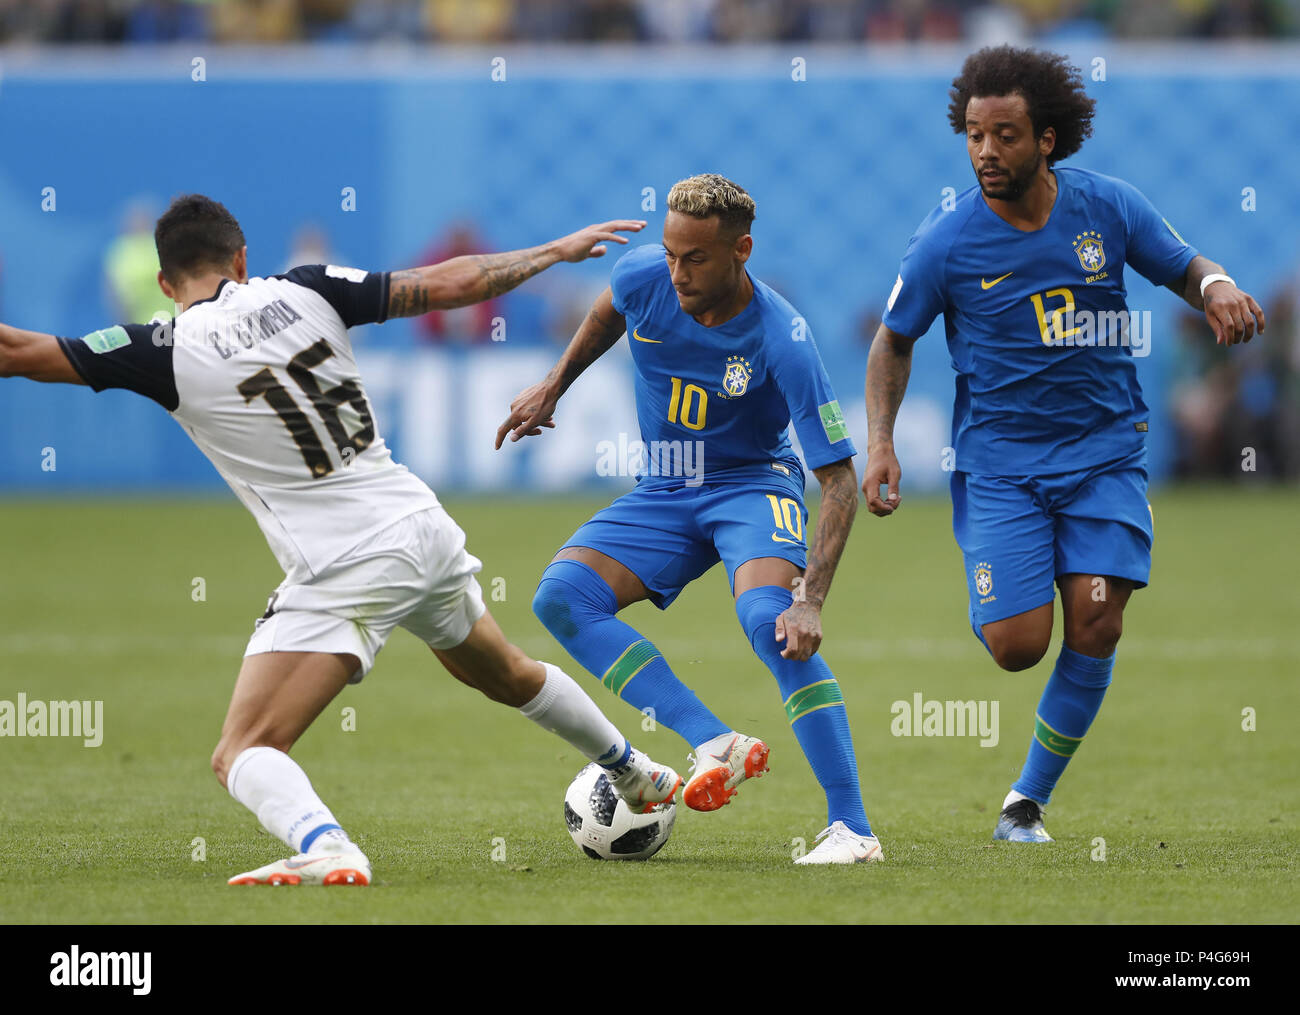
xmin=433 ymin=609 xmax=546 ymax=706
xmin=213 ymin=650 xmax=357 ymax=791
xmin=734 ymin=585 xmax=875 ymax=838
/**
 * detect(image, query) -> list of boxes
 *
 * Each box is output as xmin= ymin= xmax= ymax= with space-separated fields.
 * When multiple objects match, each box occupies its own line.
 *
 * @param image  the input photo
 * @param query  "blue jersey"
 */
xmin=610 ymin=243 xmax=855 ymax=486
xmin=882 ymin=167 xmax=1197 ymax=476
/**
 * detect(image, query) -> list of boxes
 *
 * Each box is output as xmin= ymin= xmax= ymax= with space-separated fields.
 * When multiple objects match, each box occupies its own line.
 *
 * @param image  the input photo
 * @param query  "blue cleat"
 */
xmin=993 ymin=798 xmax=1053 ymax=842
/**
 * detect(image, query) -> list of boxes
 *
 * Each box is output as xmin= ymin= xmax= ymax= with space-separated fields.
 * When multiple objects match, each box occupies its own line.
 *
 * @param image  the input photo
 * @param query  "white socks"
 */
xmin=1002 ymin=788 xmax=1042 ymax=811
xmin=226 ymin=746 xmax=355 ymax=855
xmin=226 ymin=665 xmax=627 ymax=857
xmin=518 ymin=662 xmax=631 ymax=768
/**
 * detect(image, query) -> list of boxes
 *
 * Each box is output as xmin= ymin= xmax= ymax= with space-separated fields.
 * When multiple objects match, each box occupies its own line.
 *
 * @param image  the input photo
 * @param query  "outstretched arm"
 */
xmin=386 ymin=219 xmax=644 ymax=319
xmin=1166 ymin=254 xmax=1265 ymax=345
xmin=494 ymin=285 xmax=626 ymax=448
xmin=861 ymin=323 xmax=916 ymax=516
xmin=775 ymin=456 xmax=858 ymax=661
xmin=0 ymin=324 xmax=83 ymax=384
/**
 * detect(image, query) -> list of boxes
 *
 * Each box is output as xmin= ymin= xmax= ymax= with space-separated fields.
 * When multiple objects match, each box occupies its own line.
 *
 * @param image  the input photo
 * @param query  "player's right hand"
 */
xmin=863 ymin=447 xmax=902 ymax=516
xmin=495 ymin=380 xmax=560 ymax=448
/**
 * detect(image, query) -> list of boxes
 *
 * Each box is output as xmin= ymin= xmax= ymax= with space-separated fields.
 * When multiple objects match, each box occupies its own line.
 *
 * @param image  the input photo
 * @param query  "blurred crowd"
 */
xmin=0 ymin=0 xmax=1296 ymax=45
xmin=1170 ymin=276 xmax=1300 ymax=481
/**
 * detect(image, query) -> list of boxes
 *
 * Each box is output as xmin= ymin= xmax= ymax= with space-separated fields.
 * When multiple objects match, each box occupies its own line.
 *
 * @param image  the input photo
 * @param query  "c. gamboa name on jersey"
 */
xmin=595 ymin=432 xmax=705 ymax=487
xmin=147 ymin=298 xmax=304 ymax=357
xmin=0 ymin=692 xmax=102 ymax=747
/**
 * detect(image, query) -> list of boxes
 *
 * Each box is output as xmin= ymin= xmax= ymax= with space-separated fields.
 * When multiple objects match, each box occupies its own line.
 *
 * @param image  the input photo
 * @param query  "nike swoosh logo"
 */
xmin=632 ymin=328 xmax=661 ymax=343
xmin=981 ymin=272 xmax=1014 ymax=290
xmin=771 ymin=534 xmax=800 ymax=544
xmin=283 ymin=856 xmax=333 ymax=870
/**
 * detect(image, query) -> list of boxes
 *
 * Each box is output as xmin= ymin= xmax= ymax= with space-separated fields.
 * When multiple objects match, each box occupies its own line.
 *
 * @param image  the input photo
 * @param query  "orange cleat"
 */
xmin=683 ymin=733 xmax=769 ymax=812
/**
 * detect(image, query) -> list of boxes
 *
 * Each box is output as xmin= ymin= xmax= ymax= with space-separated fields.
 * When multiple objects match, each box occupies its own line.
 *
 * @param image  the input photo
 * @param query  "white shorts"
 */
xmin=244 ymin=506 xmax=487 ymax=682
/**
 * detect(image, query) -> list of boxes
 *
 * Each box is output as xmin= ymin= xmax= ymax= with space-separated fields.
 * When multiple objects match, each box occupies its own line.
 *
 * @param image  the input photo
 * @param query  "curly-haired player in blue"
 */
xmin=498 ymin=174 xmax=881 ymax=864
xmin=864 ymin=47 xmax=1265 ymax=843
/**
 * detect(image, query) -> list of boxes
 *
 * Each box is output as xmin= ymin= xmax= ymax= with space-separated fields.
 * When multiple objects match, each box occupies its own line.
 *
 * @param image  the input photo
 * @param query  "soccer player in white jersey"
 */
xmin=0 ymin=194 xmax=683 ymax=886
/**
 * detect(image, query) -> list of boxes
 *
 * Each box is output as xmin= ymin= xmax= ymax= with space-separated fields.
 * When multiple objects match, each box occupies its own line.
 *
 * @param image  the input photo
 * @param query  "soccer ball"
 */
xmin=563 ymin=763 xmax=675 ymax=861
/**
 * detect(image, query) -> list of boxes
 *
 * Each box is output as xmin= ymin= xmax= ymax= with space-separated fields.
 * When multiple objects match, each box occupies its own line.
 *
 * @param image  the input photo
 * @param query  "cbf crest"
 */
xmin=722 ymin=355 xmax=752 ymax=398
xmin=974 ymin=561 xmax=994 ymax=599
xmin=1073 ymin=230 xmax=1105 ymax=273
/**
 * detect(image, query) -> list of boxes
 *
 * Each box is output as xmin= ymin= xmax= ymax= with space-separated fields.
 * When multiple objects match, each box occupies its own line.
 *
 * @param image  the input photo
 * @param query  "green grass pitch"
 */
xmin=0 ymin=487 xmax=1296 ymax=924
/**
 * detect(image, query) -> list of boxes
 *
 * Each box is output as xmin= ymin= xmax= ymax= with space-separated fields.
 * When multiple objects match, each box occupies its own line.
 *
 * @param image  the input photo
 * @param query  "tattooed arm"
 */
xmin=801 ymin=458 xmax=859 ymax=609
xmin=775 ymin=457 xmax=858 ymax=661
xmin=494 ymin=286 xmax=626 ymax=448
xmin=861 ymin=323 xmax=917 ymax=517
xmin=386 ymin=219 xmax=645 ymax=319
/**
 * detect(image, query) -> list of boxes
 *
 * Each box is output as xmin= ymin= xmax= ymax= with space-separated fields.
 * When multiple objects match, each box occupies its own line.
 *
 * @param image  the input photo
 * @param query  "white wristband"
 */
xmin=1200 ymin=273 xmax=1235 ymax=299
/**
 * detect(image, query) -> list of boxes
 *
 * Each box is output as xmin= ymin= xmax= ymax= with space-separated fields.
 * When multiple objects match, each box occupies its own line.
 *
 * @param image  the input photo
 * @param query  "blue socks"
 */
xmin=1012 ymin=645 xmax=1115 ymax=805
xmin=735 ymin=586 xmax=871 ymax=837
xmin=534 ymin=564 xmax=873 ymax=837
xmin=532 ymin=560 xmax=728 ymax=747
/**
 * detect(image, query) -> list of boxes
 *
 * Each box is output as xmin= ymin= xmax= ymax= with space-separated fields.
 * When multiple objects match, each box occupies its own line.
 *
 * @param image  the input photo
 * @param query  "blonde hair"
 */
xmin=666 ymin=174 xmax=755 ymax=236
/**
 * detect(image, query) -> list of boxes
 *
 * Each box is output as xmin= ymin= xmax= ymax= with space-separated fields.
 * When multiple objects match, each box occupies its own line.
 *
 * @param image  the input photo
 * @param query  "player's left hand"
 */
xmin=775 ymin=601 xmax=822 ymax=661
xmin=1204 ymin=281 xmax=1265 ymax=346
xmin=552 ymin=220 xmax=646 ymax=263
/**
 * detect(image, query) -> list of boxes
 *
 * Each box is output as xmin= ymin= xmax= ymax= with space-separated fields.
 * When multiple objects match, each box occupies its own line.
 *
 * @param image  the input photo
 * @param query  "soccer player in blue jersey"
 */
xmin=863 ymin=47 xmax=1265 ymax=842
xmin=497 ymin=174 xmax=881 ymax=864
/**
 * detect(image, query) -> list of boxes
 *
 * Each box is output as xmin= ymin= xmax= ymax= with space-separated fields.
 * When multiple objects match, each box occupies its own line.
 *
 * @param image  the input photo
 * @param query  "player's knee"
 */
xmin=533 ymin=560 xmax=618 ymax=641
xmin=1066 ymin=610 xmax=1124 ymax=658
xmin=531 ymin=577 xmax=574 ymax=637
xmin=985 ymin=632 xmax=1051 ymax=672
xmin=734 ymin=584 xmax=792 ymax=655
xmin=992 ymin=647 xmax=1046 ymax=672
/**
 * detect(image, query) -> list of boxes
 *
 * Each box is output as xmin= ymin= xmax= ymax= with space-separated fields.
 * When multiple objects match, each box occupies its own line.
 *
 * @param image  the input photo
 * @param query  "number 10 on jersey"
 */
xmin=667 ymin=376 xmax=708 ymax=430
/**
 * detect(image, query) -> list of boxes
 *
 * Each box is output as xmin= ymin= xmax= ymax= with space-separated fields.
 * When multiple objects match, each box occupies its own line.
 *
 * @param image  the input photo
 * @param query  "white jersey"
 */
xmin=58 ymin=265 xmax=439 ymax=580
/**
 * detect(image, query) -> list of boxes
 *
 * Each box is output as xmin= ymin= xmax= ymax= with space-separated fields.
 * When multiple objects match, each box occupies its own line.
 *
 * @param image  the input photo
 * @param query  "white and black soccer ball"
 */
xmin=563 ymin=763 xmax=675 ymax=861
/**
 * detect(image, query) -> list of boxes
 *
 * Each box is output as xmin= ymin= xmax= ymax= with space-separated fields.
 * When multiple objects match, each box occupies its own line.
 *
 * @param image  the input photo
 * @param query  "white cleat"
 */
xmin=607 ymin=749 xmax=683 ymax=814
xmin=794 ymin=821 xmax=884 ymax=865
xmin=683 ymin=732 xmax=769 ymax=812
xmin=228 ymin=846 xmax=372 ymax=886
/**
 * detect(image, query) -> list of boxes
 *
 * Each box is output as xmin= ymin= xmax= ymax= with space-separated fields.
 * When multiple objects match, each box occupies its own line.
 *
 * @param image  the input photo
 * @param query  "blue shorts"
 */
xmin=563 ymin=466 xmax=808 ymax=609
xmin=951 ymin=447 xmax=1153 ymax=639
